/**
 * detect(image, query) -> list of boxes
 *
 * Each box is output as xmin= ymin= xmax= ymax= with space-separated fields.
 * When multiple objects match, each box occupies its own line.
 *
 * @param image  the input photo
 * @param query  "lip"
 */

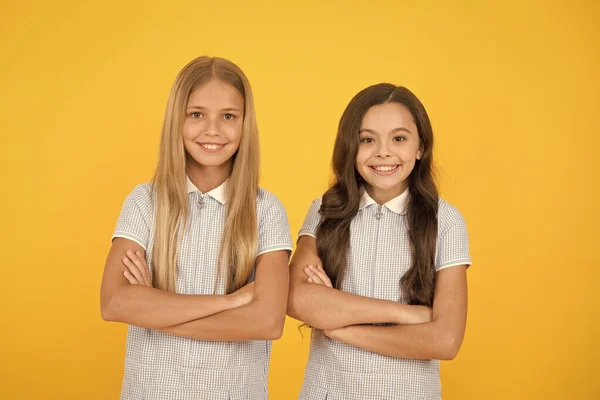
xmin=369 ymin=164 xmax=399 ymax=176
xmin=197 ymin=142 xmax=226 ymax=153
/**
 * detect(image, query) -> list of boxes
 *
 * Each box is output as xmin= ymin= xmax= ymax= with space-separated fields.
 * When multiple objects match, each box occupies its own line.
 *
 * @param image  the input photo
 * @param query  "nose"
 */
xmin=376 ymin=141 xmax=391 ymax=159
xmin=204 ymin=116 xmax=221 ymax=136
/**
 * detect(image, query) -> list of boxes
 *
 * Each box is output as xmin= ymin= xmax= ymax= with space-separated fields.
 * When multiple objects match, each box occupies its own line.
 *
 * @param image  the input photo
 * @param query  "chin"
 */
xmin=189 ymin=154 xmax=229 ymax=168
xmin=373 ymin=183 xmax=404 ymax=192
xmin=199 ymin=160 xmax=229 ymax=168
xmin=363 ymin=176 xmax=403 ymax=190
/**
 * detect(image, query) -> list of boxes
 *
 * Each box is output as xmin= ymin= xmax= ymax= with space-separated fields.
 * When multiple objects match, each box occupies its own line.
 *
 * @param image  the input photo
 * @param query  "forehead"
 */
xmin=360 ymin=102 xmax=415 ymax=130
xmin=187 ymin=79 xmax=244 ymax=108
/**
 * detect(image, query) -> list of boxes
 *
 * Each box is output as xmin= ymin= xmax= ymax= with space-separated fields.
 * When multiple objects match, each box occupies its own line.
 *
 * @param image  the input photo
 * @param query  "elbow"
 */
xmin=263 ymin=321 xmax=284 ymax=340
xmin=100 ymin=292 xmax=124 ymax=322
xmin=248 ymin=297 xmax=287 ymax=340
xmin=261 ymin=315 xmax=285 ymax=340
xmin=286 ymin=294 xmax=299 ymax=321
xmin=439 ymin=348 xmax=459 ymax=361
xmin=286 ymin=286 xmax=305 ymax=321
xmin=101 ymin=297 xmax=117 ymax=322
xmin=438 ymin=334 xmax=463 ymax=360
xmin=285 ymin=286 xmax=332 ymax=330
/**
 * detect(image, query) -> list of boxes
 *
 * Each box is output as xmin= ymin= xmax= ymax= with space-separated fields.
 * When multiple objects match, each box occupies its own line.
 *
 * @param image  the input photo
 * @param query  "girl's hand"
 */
xmin=122 ymin=250 xmax=152 ymax=287
xmin=229 ymin=281 xmax=255 ymax=307
xmin=304 ymin=264 xmax=333 ymax=288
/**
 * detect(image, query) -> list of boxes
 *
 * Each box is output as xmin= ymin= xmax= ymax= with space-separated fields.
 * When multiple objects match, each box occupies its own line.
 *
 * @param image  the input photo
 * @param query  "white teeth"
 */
xmin=201 ymin=144 xmax=223 ymax=150
xmin=374 ymin=165 xmax=398 ymax=172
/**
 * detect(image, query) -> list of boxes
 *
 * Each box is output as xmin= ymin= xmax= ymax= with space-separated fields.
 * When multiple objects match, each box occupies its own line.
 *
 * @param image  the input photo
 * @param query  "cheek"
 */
xmin=399 ymin=152 xmax=419 ymax=177
xmin=182 ymin=135 xmax=195 ymax=154
xmin=225 ymin=121 xmax=243 ymax=142
xmin=398 ymin=144 xmax=419 ymax=162
xmin=355 ymin=147 xmax=369 ymax=167
xmin=182 ymin=121 xmax=196 ymax=141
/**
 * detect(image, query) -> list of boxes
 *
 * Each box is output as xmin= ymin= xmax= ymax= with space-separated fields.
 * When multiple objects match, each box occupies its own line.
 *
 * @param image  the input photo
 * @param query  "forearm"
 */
xmin=102 ymin=285 xmax=238 ymax=329
xmin=288 ymin=283 xmax=422 ymax=330
xmin=162 ymin=250 xmax=290 ymax=341
xmin=329 ymin=266 xmax=469 ymax=360
xmin=161 ymin=297 xmax=286 ymax=341
xmin=327 ymin=321 xmax=463 ymax=360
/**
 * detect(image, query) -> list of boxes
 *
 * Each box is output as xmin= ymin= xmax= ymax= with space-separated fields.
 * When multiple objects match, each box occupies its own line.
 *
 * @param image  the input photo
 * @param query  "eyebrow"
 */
xmin=186 ymin=106 xmax=242 ymax=112
xmin=359 ymin=127 xmax=412 ymax=134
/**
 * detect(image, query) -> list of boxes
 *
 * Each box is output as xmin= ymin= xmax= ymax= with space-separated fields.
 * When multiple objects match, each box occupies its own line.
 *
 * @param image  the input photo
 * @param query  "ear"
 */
xmin=416 ymin=144 xmax=424 ymax=160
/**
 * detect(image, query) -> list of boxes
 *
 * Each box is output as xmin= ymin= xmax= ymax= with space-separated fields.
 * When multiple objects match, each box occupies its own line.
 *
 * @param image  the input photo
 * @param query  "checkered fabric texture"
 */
xmin=112 ymin=183 xmax=293 ymax=400
xmin=297 ymin=195 xmax=471 ymax=400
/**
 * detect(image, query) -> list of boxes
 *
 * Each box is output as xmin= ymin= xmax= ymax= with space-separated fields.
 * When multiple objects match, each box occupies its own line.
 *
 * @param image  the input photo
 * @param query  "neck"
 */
xmin=187 ymin=160 xmax=231 ymax=193
xmin=365 ymin=182 xmax=407 ymax=205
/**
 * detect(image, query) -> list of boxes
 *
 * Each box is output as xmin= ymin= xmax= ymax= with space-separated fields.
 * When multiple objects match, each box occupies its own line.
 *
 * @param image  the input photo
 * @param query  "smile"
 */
xmin=370 ymin=165 xmax=399 ymax=175
xmin=198 ymin=143 xmax=225 ymax=152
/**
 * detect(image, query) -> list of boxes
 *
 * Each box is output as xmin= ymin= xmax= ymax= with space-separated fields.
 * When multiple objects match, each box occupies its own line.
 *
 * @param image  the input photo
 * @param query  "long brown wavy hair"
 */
xmin=316 ymin=84 xmax=439 ymax=306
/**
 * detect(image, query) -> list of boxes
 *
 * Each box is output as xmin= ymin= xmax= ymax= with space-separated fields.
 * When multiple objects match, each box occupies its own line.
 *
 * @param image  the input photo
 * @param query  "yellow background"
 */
xmin=1 ymin=0 xmax=598 ymax=399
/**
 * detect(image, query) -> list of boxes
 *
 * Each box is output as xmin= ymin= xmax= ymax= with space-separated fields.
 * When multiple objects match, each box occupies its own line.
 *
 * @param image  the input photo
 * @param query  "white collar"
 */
xmin=359 ymin=187 xmax=409 ymax=215
xmin=186 ymin=175 xmax=227 ymax=204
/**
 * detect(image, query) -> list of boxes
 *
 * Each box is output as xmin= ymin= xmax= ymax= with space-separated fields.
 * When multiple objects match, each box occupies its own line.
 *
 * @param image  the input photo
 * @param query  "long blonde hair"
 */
xmin=151 ymin=56 xmax=259 ymax=294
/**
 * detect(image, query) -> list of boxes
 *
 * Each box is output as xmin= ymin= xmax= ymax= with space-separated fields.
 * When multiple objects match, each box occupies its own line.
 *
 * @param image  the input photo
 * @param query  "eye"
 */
xmin=190 ymin=112 xmax=202 ymax=119
xmin=223 ymin=113 xmax=236 ymax=121
xmin=360 ymin=137 xmax=374 ymax=144
xmin=393 ymin=136 xmax=406 ymax=142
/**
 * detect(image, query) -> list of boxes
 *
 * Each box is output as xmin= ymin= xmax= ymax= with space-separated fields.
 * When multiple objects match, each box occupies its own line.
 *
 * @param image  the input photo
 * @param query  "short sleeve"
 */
xmin=298 ymin=198 xmax=323 ymax=239
xmin=112 ymin=184 xmax=153 ymax=251
xmin=257 ymin=189 xmax=293 ymax=256
xmin=435 ymin=199 xmax=472 ymax=271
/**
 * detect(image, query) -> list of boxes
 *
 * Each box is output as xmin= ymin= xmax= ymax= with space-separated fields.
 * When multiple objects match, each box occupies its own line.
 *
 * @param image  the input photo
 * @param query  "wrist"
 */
xmin=228 ymin=291 xmax=253 ymax=308
xmin=392 ymin=302 xmax=409 ymax=324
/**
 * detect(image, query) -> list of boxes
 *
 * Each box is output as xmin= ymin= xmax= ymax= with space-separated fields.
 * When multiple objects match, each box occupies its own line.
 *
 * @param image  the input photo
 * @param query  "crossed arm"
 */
xmin=100 ymin=238 xmax=289 ymax=340
xmin=287 ymin=236 xmax=468 ymax=360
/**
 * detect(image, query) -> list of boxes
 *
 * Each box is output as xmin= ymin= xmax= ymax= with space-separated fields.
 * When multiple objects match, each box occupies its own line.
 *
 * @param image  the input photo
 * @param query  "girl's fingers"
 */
xmin=310 ymin=265 xmax=328 ymax=281
xmin=309 ymin=265 xmax=332 ymax=287
xmin=123 ymin=257 xmax=144 ymax=283
xmin=307 ymin=277 xmax=314 ymax=283
xmin=125 ymin=250 xmax=152 ymax=287
xmin=315 ymin=264 xmax=333 ymax=287
xmin=128 ymin=250 xmax=147 ymax=272
xmin=123 ymin=269 xmax=138 ymax=285
xmin=304 ymin=266 xmax=324 ymax=284
xmin=135 ymin=251 xmax=152 ymax=285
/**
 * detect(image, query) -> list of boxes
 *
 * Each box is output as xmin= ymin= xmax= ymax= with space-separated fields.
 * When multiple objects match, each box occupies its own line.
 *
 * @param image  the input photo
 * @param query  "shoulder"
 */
xmin=437 ymin=198 xmax=467 ymax=231
xmin=305 ymin=197 xmax=323 ymax=222
xmin=257 ymin=187 xmax=284 ymax=208
xmin=302 ymin=197 xmax=323 ymax=217
xmin=311 ymin=197 xmax=323 ymax=208
xmin=124 ymin=182 xmax=153 ymax=206
xmin=311 ymin=197 xmax=323 ymax=217
xmin=119 ymin=183 xmax=154 ymax=217
xmin=114 ymin=183 xmax=154 ymax=235
xmin=129 ymin=182 xmax=153 ymax=199
xmin=257 ymin=187 xmax=289 ymax=219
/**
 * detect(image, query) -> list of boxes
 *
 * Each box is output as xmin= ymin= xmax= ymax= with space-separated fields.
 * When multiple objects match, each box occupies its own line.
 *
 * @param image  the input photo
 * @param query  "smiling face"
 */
xmin=182 ymin=78 xmax=245 ymax=178
xmin=355 ymin=101 xmax=422 ymax=203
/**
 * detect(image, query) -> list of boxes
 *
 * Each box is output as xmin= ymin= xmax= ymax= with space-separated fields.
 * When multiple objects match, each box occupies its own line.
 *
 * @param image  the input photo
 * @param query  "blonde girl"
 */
xmin=101 ymin=56 xmax=292 ymax=400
